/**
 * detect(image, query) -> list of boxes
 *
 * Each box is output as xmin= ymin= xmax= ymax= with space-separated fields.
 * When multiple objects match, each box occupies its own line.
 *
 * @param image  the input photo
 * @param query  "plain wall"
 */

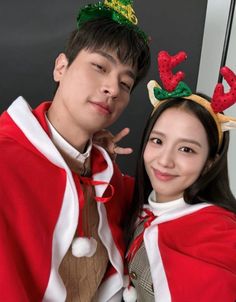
xmin=197 ymin=0 xmax=236 ymax=195
xmin=0 ymin=0 xmax=208 ymax=176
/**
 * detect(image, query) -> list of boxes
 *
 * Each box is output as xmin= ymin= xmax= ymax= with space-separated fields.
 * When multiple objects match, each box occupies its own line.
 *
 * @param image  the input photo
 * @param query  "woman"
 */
xmin=123 ymin=51 xmax=236 ymax=302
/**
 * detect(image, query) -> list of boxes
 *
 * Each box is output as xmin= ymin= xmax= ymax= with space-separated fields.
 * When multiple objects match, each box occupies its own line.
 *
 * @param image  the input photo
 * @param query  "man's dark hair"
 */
xmin=64 ymin=17 xmax=151 ymax=87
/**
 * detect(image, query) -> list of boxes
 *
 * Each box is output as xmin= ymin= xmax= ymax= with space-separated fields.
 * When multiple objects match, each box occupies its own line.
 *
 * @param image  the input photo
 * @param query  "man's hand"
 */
xmin=93 ymin=127 xmax=133 ymax=160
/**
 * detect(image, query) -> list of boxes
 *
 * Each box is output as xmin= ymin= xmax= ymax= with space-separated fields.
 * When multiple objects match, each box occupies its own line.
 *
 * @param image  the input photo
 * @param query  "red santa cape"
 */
xmin=0 ymin=96 xmax=134 ymax=301
xmin=141 ymin=201 xmax=236 ymax=301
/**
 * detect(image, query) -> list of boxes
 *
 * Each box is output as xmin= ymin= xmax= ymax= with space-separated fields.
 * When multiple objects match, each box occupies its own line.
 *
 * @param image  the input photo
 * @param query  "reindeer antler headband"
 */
xmin=148 ymin=51 xmax=236 ymax=148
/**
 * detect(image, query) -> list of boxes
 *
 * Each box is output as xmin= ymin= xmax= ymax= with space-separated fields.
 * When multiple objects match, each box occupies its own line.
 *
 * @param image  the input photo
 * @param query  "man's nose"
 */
xmin=101 ymin=77 xmax=120 ymax=99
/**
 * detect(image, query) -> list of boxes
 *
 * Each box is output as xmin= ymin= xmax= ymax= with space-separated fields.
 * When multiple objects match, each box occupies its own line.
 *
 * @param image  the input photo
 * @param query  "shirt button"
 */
xmin=130 ymin=271 xmax=137 ymax=280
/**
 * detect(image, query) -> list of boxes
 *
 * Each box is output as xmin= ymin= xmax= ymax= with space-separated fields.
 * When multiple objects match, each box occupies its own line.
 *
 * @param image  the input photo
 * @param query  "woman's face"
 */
xmin=144 ymin=107 xmax=209 ymax=202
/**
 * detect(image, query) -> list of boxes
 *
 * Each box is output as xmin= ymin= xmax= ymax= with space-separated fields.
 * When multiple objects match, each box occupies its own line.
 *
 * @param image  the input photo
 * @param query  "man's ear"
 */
xmin=53 ymin=53 xmax=68 ymax=82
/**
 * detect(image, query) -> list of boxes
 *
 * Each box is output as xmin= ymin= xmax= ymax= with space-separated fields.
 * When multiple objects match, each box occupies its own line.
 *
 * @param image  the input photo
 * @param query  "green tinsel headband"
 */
xmin=77 ymin=0 xmax=148 ymax=43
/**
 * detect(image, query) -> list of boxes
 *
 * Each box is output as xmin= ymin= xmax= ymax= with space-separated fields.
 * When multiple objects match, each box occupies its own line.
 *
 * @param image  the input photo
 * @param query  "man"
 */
xmin=0 ymin=0 xmax=150 ymax=301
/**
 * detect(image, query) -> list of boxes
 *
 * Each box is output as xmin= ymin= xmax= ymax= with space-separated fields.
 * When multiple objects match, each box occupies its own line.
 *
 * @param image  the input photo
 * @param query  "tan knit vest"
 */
xmin=58 ymin=150 xmax=109 ymax=302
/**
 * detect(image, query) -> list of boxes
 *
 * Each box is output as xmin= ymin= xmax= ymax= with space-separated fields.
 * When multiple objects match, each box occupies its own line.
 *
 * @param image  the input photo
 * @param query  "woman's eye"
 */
xmin=179 ymin=146 xmax=194 ymax=153
xmin=150 ymin=137 xmax=162 ymax=145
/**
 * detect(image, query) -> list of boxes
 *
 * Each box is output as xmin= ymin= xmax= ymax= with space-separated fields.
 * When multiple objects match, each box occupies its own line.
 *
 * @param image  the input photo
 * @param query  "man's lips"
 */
xmin=89 ymin=101 xmax=112 ymax=115
xmin=153 ymin=168 xmax=177 ymax=181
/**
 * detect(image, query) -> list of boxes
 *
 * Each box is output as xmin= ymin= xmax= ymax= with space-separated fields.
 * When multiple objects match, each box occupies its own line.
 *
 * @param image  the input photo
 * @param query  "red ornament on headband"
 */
xmin=158 ymin=50 xmax=187 ymax=92
xmin=148 ymin=50 xmax=236 ymax=149
xmin=211 ymin=66 xmax=236 ymax=113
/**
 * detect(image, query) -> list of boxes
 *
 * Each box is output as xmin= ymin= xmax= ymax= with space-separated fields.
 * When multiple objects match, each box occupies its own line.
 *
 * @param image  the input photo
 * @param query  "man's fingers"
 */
xmin=113 ymin=146 xmax=133 ymax=155
xmin=112 ymin=127 xmax=130 ymax=144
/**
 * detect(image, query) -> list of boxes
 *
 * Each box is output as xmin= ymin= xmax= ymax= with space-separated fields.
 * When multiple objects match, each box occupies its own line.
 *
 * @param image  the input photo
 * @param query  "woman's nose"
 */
xmin=157 ymin=148 xmax=175 ymax=168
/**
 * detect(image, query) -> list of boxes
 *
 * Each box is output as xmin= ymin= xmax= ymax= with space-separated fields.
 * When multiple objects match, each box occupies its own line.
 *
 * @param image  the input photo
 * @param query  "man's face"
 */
xmin=51 ymin=48 xmax=136 ymax=137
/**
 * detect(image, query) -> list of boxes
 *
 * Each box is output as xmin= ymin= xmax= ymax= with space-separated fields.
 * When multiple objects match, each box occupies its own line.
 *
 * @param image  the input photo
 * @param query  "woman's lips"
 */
xmin=153 ymin=168 xmax=177 ymax=181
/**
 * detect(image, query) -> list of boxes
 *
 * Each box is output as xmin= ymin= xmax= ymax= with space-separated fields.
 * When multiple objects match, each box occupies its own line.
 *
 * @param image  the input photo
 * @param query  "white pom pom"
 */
xmin=72 ymin=237 xmax=97 ymax=257
xmin=123 ymin=285 xmax=137 ymax=302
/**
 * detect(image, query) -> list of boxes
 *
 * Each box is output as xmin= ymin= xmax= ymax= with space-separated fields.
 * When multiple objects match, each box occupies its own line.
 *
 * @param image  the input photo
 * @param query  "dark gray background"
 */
xmin=0 ymin=0 xmax=208 ymax=175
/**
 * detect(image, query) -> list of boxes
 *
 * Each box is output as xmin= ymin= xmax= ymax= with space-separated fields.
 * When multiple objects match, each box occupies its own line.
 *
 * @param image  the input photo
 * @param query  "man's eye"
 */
xmin=121 ymin=82 xmax=131 ymax=91
xmin=92 ymin=63 xmax=105 ymax=72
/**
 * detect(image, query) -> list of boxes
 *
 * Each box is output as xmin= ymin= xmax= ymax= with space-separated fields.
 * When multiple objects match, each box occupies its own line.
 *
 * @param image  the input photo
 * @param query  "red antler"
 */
xmin=158 ymin=51 xmax=187 ymax=92
xmin=211 ymin=66 xmax=236 ymax=113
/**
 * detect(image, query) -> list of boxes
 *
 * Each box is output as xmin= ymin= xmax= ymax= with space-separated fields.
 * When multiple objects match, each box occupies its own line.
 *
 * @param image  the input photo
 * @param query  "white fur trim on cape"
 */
xmin=144 ymin=227 xmax=171 ymax=301
xmin=72 ymin=237 xmax=97 ymax=257
xmin=123 ymin=286 xmax=137 ymax=302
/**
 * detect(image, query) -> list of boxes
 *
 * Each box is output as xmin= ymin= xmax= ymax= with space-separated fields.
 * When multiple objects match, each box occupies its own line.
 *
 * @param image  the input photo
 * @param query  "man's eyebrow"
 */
xmin=94 ymin=50 xmax=136 ymax=80
xmin=95 ymin=50 xmax=116 ymax=64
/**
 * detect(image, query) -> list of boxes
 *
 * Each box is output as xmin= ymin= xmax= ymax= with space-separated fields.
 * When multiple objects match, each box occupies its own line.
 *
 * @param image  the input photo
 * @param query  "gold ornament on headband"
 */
xmin=77 ymin=0 xmax=148 ymax=42
xmin=147 ymin=50 xmax=236 ymax=148
xmin=104 ymin=0 xmax=137 ymax=24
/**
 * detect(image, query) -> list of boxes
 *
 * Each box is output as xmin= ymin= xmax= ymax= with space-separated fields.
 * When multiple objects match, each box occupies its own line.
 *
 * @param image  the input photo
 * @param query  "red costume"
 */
xmin=128 ymin=198 xmax=236 ymax=301
xmin=0 ymin=97 xmax=133 ymax=301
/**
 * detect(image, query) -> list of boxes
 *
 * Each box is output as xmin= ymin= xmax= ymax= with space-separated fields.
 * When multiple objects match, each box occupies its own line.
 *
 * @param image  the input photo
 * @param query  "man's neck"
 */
xmin=47 ymin=108 xmax=91 ymax=153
